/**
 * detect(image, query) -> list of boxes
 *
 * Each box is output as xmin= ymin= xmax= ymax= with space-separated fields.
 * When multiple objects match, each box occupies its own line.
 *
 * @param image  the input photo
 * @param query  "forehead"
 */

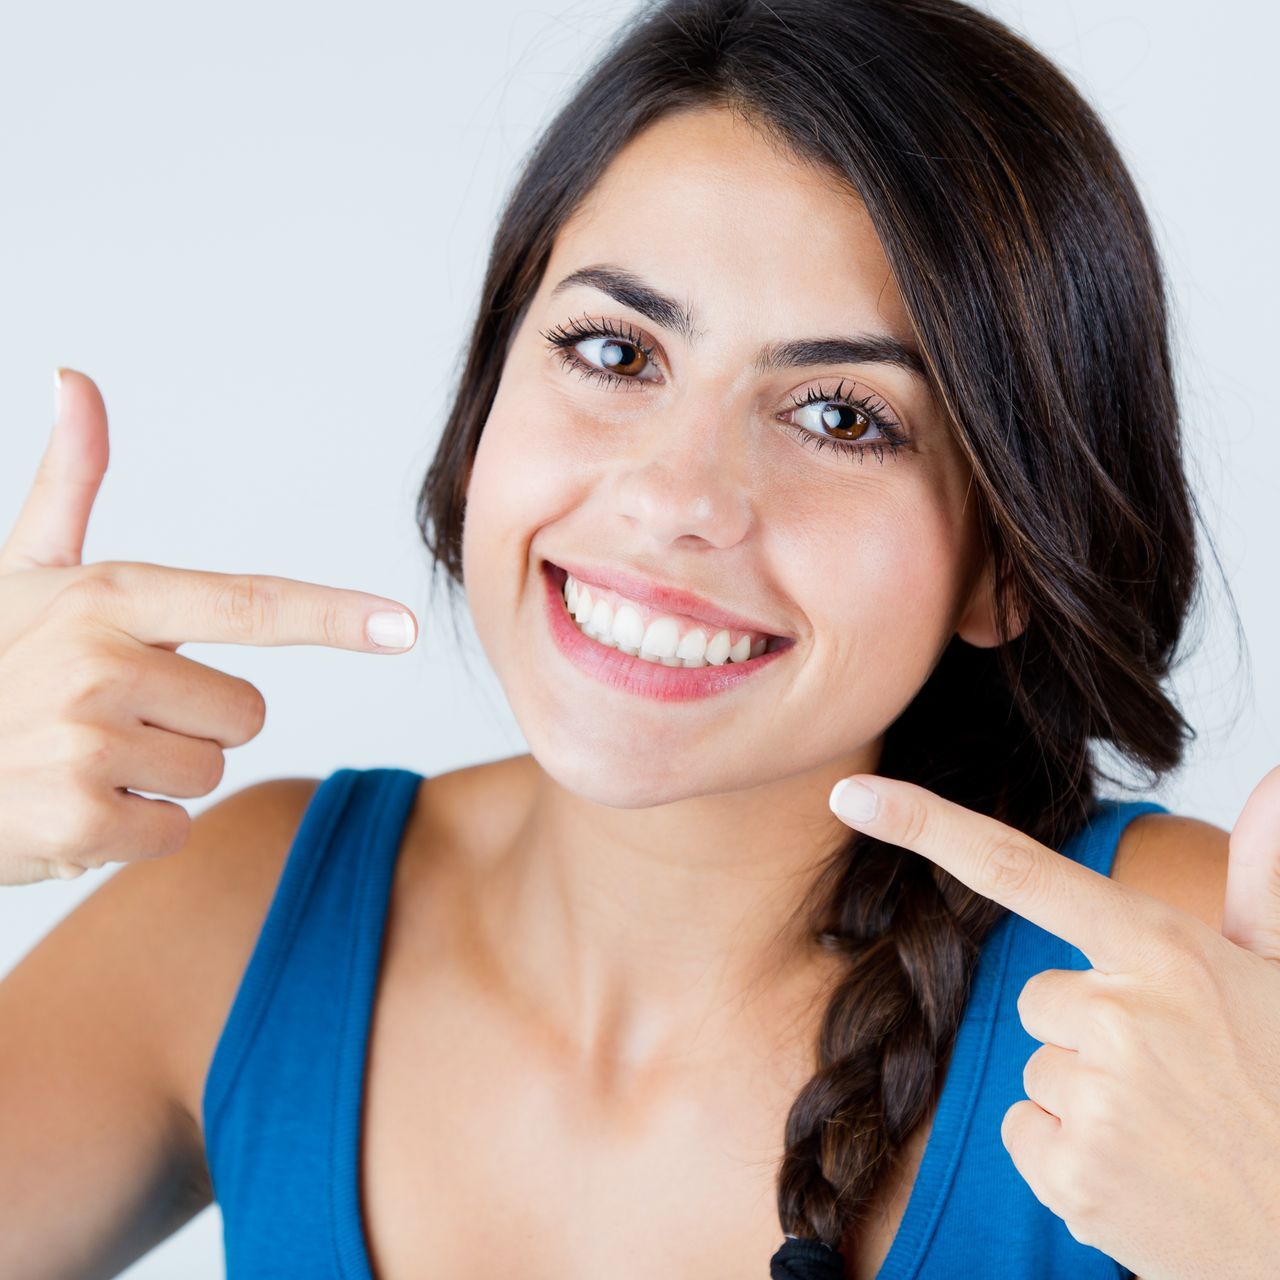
xmin=550 ymin=105 xmax=912 ymax=338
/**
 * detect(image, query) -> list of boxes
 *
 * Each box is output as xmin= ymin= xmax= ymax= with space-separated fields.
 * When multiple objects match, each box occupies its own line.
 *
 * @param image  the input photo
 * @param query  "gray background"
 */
xmin=1 ymin=1 xmax=1275 ymax=1274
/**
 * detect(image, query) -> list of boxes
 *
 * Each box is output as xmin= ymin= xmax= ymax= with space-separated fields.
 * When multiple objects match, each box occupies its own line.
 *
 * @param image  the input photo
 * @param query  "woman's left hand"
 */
xmin=828 ymin=766 xmax=1280 ymax=1280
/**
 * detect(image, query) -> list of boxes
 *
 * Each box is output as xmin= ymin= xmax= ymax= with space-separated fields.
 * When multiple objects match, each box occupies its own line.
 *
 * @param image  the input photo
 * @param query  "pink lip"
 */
xmin=548 ymin=556 xmax=789 ymax=640
xmin=540 ymin=561 xmax=793 ymax=703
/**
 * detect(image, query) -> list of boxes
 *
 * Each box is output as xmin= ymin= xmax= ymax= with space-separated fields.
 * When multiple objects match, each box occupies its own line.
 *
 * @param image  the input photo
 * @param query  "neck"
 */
xmin=468 ymin=746 xmax=880 ymax=1074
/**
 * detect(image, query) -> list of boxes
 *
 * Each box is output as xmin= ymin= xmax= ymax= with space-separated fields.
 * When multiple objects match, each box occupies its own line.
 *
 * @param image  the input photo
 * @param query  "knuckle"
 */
xmin=1062 ymin=1209 xmax=1102 ymax=1250
xmin=55 ymin=562 xmax=123 ymax=609
xmin=1075 ymin=1071 xmax=1122 ymax=1135
xmin=1147 ymin=905 xmax=1195 ymax=954
xmin=62 ymin=649 xmax=136 ymax=708
xmin=896 ymin=795 xmax=931 ymax=848
xmin=211 ymin=575 xmax=276 ymax=639
xmin=1021 ymin=1046 xmax=1046 ymax=1097
xmin=244 ymin=685 xmax=268 ymax=735
xmin=157 ymin=802 xmax=193 ymax=856
xmin=200 ymin=747 xmax=227 ymax=794
xmin=1016 ymin=971 xmax=1048 ymax=1024
xmin=229 ymin=678 xmax=268 ymax=741
xmin=57 ymin=720 xmax=113 ymax=772
xmin=1052 ymin=1146 xmax=1104 ymax=1227
xmin=1083 ymin=992 xmax=1135 ymax=1055
xmin=58 ymin=789 xmax=112 ymax=860
xmin=977 ymin=833 xmax=1040 ymax=899
xmin=1138 ymin=905 xmax=1213 ymax=984
xmin=999 ymin=1099 xmax=1024 ymax=1150
xmin=314 ymin=598 xmax=346 ymax=648
xmin=1178 ymin=933 xmax=1223 ymax=996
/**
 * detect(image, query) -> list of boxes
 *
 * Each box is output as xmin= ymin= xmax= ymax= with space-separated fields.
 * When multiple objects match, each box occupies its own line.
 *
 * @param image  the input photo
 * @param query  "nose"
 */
xmin=606 ymin=403 xmax=754 ymax=550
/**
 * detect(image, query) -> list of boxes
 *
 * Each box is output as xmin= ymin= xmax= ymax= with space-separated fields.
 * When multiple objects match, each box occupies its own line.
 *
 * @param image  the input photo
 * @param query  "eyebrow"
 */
xmin=548 ymin=263 xmax=930 ymax=383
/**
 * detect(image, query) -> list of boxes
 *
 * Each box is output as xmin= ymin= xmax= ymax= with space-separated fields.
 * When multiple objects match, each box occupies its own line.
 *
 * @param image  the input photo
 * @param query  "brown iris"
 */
xmin=596 ymin=338 xmax=649 ymax=378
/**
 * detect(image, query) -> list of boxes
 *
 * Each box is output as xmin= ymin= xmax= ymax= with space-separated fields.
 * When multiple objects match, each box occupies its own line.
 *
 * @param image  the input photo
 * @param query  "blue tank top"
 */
xmin=201 ymin=766 xmax=1169 ymax=1278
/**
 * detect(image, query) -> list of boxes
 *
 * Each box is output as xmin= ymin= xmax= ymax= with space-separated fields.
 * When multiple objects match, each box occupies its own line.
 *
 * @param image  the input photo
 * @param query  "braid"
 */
xmin=407 ymin=0 xmax=1209 ymax=1269
xmin=774 ymin=824 xmax=1002 ymax=1253
xmin=771 ymin=635 xmax=1085 ymax=1265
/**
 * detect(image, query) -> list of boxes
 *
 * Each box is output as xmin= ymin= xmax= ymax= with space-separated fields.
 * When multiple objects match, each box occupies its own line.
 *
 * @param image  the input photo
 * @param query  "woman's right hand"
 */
xmin=0 ymin=367 xmax=420 ymax=886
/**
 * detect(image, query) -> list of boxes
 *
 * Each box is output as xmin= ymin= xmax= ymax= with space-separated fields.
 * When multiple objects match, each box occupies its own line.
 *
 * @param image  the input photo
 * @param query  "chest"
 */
xmin=354 ymin=901 xmax=935 ymax=1280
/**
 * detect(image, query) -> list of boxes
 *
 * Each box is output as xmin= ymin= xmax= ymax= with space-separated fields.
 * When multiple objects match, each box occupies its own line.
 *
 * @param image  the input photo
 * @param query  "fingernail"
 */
xmin=52 ymin=862 xmax=86 ymax=880
xmin=366 ymin=610 xmax=416 ymax=649
xmin=53 ymin=367 xmax=64 ymax=415
xmin=830 ymin=777 xmax=879 ymax=824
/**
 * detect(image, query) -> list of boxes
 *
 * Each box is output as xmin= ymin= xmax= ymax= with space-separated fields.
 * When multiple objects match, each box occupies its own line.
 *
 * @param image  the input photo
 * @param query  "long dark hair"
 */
xmin=416 ymin=0 xmax=1238 ymax=1265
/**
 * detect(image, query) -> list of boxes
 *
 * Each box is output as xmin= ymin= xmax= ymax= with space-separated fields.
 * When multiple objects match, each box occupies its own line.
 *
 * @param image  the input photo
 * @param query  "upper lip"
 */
xmin=546 ymin=557 xmax=791 ymax=640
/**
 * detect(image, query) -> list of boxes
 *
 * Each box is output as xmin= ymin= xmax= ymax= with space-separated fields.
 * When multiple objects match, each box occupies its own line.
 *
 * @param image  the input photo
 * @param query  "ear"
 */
xmin=955 ymin=556 xmax=1028 ymax=649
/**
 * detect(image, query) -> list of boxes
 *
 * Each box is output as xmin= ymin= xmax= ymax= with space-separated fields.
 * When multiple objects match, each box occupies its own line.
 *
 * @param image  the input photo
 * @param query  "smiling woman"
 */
xmin=0 ymin=0 xmax=1258 ymax=1278
xmin=405 ymin=0 xmax=1221 ymax=1274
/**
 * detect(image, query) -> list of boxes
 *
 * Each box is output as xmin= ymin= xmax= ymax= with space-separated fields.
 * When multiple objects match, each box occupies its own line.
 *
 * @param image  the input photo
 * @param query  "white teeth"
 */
xmin=639 ymin=617 xmax=680 ymax=660
xmin=611 ymin=602 xmax=645 ymax=654
xmin=704 ymin=629 xmax=731 ymax=665
xmin=676 ymin=628 xmax=708 ymax=667
xmin=587 ymin=597 xmax=617 ymax=647
xmin=559 ymin=572 xmax=776 ymax=670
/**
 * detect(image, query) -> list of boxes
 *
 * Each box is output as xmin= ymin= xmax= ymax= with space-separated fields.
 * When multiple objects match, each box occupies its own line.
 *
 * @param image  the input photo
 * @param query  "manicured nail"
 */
xmin=830 ymin=777 xmax=879 ymax=824
xmin=366 ymin=610 xmax=417 ymax=649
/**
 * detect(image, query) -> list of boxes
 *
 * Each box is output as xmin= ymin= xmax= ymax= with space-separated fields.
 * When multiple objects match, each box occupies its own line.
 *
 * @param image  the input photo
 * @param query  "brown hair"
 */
xmin=415 ymin=0 xmax=1238 ymax=1262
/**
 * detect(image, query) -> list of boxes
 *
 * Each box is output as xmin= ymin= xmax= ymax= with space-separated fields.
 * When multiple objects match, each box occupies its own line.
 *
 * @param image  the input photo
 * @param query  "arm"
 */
xmin=0 ymin=776 xmax=320 ymax=1279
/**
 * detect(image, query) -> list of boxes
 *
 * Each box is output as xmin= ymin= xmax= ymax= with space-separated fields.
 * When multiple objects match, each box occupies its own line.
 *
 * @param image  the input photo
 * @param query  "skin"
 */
xmin=827 ymin=770 xmax=1278 ymax=1279
xmin=175 ymin=101 xmax=1222 ymax=1280
xmin=458 ymin=102 xmax=1010 ymax=1077
xmin=0 ymin=91 xmax=1247 ymax=1280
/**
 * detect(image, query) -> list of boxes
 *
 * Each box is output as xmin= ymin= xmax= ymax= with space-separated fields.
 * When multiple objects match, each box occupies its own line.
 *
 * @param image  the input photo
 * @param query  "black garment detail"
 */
xmin=769 ymin=1236 xmax=845 ymax=1278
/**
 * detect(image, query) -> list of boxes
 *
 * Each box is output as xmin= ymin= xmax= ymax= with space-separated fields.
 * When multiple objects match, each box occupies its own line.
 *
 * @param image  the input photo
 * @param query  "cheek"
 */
xmin=793 ymin=481 xmax=965 ymax=670
xmin=459 ymin=390 xmax=581 ymax=643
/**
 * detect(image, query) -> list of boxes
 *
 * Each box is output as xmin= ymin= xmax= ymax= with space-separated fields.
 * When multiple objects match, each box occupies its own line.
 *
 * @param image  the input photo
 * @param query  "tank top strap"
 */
xmin=202 ymin=765 xmax=424 ymax=1279
xmin=885 ymin=795 xmax=1170 ymax=1279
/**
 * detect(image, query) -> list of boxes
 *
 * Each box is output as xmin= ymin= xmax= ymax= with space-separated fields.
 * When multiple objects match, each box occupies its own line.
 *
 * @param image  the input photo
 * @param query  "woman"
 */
xmin=0 ymin=0 xmax=1253 ymax=1277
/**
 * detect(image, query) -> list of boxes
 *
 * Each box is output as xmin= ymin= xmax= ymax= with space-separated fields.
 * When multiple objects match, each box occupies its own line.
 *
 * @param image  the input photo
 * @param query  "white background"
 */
xmin=1 ymin=1 xmax=1275 ymax=1274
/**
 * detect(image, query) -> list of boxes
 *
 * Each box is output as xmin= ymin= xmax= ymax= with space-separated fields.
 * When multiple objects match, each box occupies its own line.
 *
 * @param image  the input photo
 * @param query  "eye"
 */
xmin=539 ymin=317 xmax=911 ymax=464
xmin=780 ymin=379 xmax=910 ymax=464
xmin=539 ymin=315 xmax=661 ymax=389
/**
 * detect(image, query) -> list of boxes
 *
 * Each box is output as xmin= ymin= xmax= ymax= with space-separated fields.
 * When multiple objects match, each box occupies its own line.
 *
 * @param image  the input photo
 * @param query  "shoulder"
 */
xmin=94 ymin=777 xmax=326 ymax=1129
xmin=0 ymin=776 xmax=325 ymax=1222
xmin=1109 ymin=809 xmax=1230 ymax=932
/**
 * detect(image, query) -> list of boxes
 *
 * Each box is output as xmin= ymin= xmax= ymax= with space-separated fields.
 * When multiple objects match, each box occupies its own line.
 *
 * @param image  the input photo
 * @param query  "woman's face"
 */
xmin=461 ymin=104 xmax=995 ymax=809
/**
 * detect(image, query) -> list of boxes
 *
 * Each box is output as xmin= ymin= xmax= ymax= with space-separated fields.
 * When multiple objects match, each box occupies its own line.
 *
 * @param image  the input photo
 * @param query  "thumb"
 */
xmin=1220 ymin=762 xmax=1280 ymax=960
xmin=0 ymin=367 xmax=110 ymax=574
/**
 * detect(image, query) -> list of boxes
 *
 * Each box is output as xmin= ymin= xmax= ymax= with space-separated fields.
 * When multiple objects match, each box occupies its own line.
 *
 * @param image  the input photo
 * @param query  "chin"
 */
xmin=518 ymin=715 xmax=797 ymax=811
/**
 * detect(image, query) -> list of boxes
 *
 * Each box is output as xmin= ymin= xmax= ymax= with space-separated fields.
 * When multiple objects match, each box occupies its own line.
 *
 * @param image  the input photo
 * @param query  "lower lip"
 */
xmin=540 ymin=560 xmax=793 ymax=703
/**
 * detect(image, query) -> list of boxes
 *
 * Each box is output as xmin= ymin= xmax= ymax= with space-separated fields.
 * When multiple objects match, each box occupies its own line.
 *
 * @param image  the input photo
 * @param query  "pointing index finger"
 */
xmin=73 ymin=562 xmax=418 ymax=652
xmin=829 ymin=775 xmax=1168 ymax=974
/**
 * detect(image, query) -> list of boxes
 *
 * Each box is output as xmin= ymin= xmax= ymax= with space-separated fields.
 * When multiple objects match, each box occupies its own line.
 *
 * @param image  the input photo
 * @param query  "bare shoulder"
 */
xmin=0 ymin=775 xmax=322 ymax=1273
xmin=1110 ymin=810 xmax=1231 ymax=932
xmin=124 ymin=777 xmax=327 ymax=1126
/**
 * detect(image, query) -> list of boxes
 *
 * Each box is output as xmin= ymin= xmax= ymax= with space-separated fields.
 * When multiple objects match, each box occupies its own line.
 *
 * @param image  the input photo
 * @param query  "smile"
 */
xmin=540 ymin=561 xmax=793 ymax=703
xmin=560 ymin=571 xmax=782 ymax=666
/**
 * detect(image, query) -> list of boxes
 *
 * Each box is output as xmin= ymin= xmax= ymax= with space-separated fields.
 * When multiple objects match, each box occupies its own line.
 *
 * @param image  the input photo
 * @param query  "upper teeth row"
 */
xmin=563 ymin=574 xmax=769 ymax=667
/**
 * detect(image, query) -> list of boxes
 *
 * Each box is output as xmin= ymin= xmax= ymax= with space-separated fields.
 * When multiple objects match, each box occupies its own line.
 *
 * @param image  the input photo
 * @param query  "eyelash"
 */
xmin=537 ymin=313 xmax=909 ymax=464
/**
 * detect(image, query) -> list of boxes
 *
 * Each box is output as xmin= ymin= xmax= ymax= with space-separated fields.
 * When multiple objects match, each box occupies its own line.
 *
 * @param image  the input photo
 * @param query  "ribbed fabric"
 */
xmin=202 ymin=767 xmax=420 ymax=1278
xmin=202 ymin=766 xmax=1166 ymax=1278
